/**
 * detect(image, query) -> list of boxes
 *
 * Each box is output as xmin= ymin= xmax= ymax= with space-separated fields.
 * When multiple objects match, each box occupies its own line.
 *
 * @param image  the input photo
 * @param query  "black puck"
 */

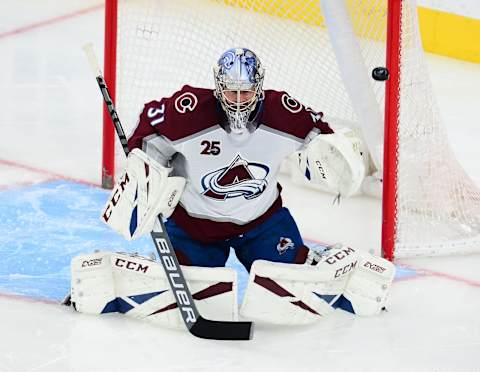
xmin=372 ymin=67 xmax=389 ymax=81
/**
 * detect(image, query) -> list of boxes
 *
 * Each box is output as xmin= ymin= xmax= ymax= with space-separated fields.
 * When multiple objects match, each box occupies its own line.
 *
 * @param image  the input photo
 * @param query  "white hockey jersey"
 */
xmin=128 ymin=86 xmax=333 ymax=243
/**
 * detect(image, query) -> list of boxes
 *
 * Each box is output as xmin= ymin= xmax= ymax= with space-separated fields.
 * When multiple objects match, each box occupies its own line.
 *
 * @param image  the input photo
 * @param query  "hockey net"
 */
xmin=103 ymin=0 xmax=480 ymax=259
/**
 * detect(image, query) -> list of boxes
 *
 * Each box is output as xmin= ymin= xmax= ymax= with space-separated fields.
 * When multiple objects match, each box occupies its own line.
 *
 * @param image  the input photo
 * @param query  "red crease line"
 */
xmin=0 ymin=158 xmax=101 ymax=188
xmin=0 ymin=291 xmax=58 ymax=305
xmin=0 ymin=4 xmax=103 ymax=40
xmin=397 ymin=263 xmax=480 ymax=288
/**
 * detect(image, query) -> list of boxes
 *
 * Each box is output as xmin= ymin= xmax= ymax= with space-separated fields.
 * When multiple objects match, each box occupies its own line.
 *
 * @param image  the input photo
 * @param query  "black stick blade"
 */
xmin=189 ymin=317 xmax=253 ymax=340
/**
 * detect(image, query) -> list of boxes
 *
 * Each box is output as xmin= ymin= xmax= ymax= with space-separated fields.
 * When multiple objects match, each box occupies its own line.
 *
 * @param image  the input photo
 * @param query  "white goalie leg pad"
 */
xmin=343 ymin=252 xmax=396 ymax=316
xmin=101 ymin=148 xmax=186 ymax=240
xmin=71 ymin=251 xmax=238 ymax=330
xmin=70 ymin=251 xmax=116 ymax=314
xmin=111 ymin=253 xmax=238 ymax=329
xmin=240 ymin=246 xmax=359 ymax=325
xmin=299 ymin=127 xmax=366 ymax=197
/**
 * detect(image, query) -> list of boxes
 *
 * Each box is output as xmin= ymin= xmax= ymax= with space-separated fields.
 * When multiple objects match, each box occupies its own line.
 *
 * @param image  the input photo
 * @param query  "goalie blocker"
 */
xmin=70 ymin=246 xmax=394 ymax=329
xmin=101 ymin=149 xmax=186 ymax=240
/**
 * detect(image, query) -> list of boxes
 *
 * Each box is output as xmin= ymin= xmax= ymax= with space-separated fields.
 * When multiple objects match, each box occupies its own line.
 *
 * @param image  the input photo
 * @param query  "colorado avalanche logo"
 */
xmin=277 ymin=237 xmax=295 ymax=255
xmin=281 ymin=93 xmax=303 ymax=113
xmin=201 ymin=155 xmax=269 ymax=200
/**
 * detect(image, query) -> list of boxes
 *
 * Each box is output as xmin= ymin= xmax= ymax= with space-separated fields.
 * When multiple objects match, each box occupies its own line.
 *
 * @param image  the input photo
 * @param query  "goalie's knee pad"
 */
xmin=70 ymin=251 xmax=238 ymax=330
xmin=306 ymin=244 xmax=360 ymax=280
xmin=343 ymin=252 xmax=395 ymax=316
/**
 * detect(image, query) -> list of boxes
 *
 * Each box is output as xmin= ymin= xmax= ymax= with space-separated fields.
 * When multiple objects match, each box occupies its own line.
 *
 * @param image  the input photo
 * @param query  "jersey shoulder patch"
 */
xmin=141 ymin=85 xmax=221 ymax=142
xmin=260 ymin=90 xmax=333 ymax=140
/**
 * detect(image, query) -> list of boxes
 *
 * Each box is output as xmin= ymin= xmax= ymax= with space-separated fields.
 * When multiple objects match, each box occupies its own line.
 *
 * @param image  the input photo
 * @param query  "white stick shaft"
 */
xmin=82 ymin=43 xmax=102 ymax=77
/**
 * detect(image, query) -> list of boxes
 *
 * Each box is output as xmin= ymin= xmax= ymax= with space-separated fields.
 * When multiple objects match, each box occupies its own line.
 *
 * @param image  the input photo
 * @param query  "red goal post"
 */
xmin=102 ymin=0 xmax=480 ymax=260
xmin=101 ymin=0 xmax=118 ymax=190
xmin=383 ymin=0 xmax=401 ymax=261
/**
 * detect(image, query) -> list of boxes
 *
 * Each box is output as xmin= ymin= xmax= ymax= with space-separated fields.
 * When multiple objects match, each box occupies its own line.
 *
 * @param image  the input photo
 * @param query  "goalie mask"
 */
xmin=214 ymin=48 xmax=264 ymax=134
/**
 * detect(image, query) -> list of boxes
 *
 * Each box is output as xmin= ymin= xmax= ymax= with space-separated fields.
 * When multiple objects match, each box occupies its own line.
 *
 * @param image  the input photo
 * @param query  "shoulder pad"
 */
xmin=142 ymin=86 xmax=222 ymax=142
xmin=261 ymin=90 xmax=333 ymax=139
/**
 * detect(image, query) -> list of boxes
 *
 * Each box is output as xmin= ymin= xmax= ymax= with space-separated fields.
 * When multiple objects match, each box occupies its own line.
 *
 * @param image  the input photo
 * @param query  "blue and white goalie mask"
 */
xmin=214 ymin=48 xmax=265 ymax=134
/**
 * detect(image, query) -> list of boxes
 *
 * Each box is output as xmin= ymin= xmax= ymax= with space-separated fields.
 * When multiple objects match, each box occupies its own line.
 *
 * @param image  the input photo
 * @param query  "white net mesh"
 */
xmin=111 ymin=0 xmax=480 ymax=257
xmin=115 ymin=0 xmax=379 ymax=141
xmin=395 ymin=1 xmax=480 ymax=255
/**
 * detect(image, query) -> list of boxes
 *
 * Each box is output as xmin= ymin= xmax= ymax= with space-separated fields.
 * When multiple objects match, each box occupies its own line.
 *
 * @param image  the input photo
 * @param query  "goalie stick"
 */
xmin=81 ymin=43 xmax=253 ymax=341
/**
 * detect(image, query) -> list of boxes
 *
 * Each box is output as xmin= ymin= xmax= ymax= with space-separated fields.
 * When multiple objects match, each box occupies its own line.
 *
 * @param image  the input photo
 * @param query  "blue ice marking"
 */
xmin=0 ymin=180 xmax=156 ymax=302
